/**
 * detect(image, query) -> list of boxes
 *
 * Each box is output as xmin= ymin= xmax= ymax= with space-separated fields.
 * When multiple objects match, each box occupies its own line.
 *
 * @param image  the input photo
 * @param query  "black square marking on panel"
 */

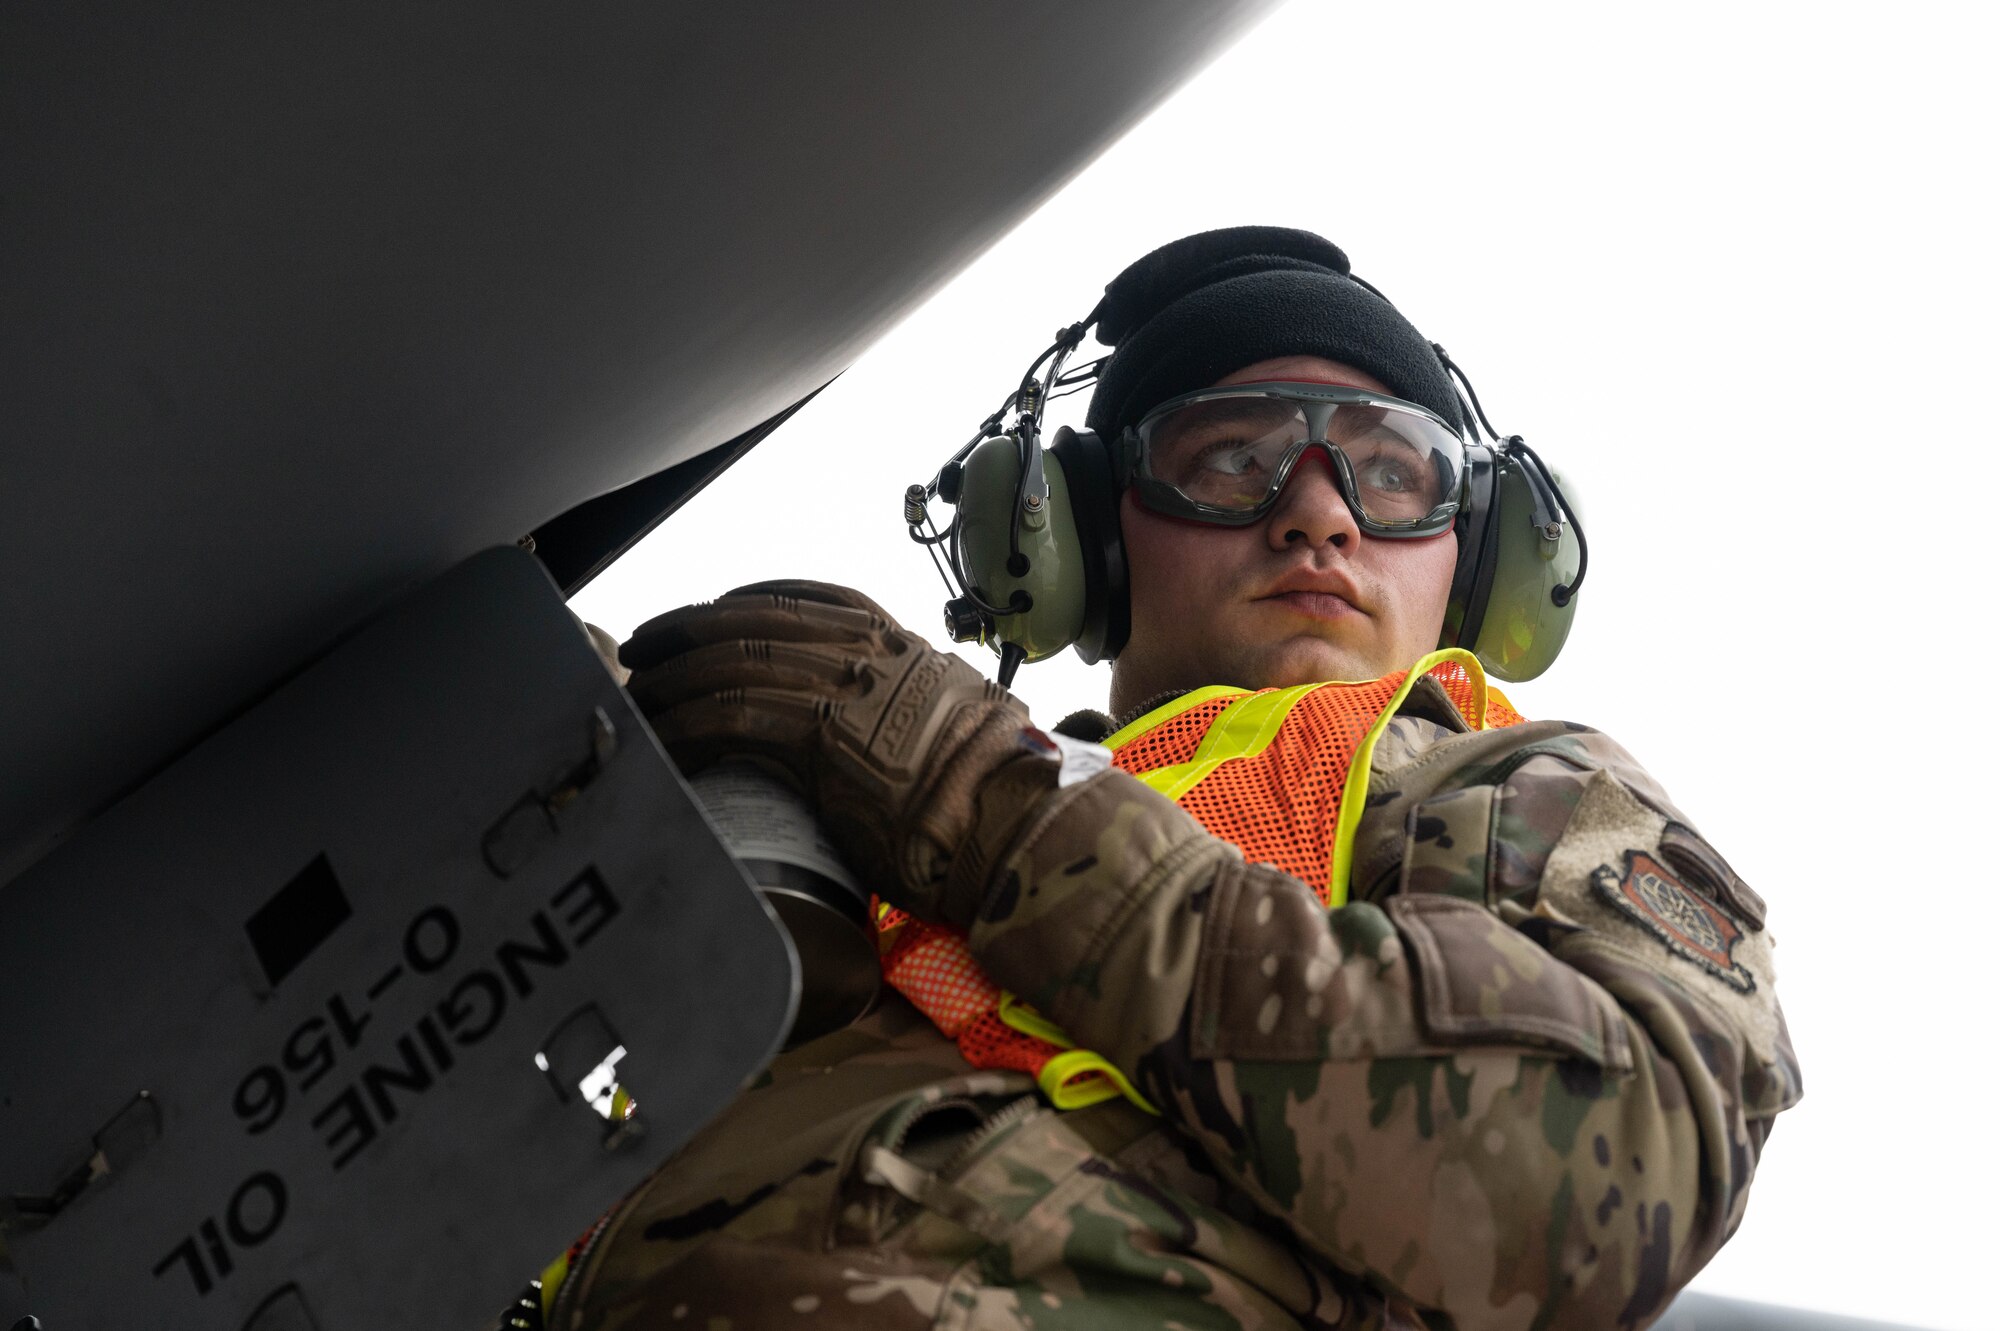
xmin=245 ymin=853 xmax=353 ymax=988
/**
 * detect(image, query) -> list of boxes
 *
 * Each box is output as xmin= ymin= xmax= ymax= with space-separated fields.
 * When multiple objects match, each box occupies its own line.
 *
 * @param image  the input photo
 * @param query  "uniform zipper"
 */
xmin=880 ymin=1095 xmax=984 ymax=1159
xmin=935 ymin=1093 xmax=1041 ymax=1180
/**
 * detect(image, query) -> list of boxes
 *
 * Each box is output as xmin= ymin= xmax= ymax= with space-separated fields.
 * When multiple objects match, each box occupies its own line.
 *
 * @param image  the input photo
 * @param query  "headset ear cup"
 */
xmin=1464 ymin=452 xmax=1582 ymax=682
xmin=1441 ymin=442 xmax=1500 ymax=653
xmin=1048 ymin=426 xmax=1128 ymax=663
xmin=955 ymin=434 xmax=1087 ymax=663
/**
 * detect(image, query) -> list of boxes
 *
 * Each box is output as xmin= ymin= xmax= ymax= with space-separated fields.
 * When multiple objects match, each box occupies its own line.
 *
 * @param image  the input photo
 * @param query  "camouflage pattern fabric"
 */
xmin=561 ymin=678 xmax=1799 ymax=1330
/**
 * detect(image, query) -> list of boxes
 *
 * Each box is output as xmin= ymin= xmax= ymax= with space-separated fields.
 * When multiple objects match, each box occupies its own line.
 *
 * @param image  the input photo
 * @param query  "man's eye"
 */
xmin=1197 ymin=443 xmax=1263 ymax=477
xmin=1352 ymin=439 xmax=1435 ymax=498
xmin=1359 ymin=458 xmax=1413 ymax=491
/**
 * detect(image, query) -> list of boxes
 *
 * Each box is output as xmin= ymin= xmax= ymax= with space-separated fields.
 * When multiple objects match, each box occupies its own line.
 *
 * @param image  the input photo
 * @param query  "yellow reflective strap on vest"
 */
xmin=995 ymin=991 xmax=1068 ymax=1045
xmin=997 ymin=993 xmax=1160 ymax=1114
xmin=1125 ymin=682 xmax=1326 ymax=803
xmin=1039 ymin=1050 xmax=1158 ymax=1112
xmin=1326 ymin=648 xmax=1491 ymax=906
xmin=1102 ymin=684 xmax=1247 ymax=751
xmin=538 ymin=1250 xmax=570 ymax=1321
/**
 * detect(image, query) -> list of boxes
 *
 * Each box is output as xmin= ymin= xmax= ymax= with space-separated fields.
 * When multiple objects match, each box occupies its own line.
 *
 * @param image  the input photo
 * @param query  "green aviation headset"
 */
xmin=905 ymin=293 xmax=1587 ymax=691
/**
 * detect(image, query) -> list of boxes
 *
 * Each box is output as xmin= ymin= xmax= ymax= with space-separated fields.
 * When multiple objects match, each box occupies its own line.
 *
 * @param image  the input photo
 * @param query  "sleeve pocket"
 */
xmin=1388 ymin=893 xmax=1636 ymax=1074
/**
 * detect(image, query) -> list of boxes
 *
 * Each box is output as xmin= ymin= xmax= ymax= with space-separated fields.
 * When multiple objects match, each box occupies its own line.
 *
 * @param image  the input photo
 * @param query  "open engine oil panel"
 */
xmin=0 ymin=547 xmax=798 ymax=1330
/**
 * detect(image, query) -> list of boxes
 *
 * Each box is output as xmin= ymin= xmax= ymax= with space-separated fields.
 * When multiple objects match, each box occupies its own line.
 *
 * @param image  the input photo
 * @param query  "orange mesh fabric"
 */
xmin=877 ymin=914 xmax=998 ymax=1037
xmin=1107 ymin=693 xmax=1239 ymax=773
xmin=1161 ymin=675 xmax=1403 ymax=901
xmin=956 ymin=1010 xmax=1058 ymax=1074
xmin=873 ymin=662 xmax=1527 ymax=1090
xmin=1116 ymin=661 xmax=1524 ymax=902
xmin=876 ymin=904 xmax=1074 ymax=1078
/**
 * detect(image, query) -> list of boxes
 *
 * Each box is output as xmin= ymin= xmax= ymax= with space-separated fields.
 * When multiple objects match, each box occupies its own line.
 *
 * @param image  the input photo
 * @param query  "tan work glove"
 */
xmin=620 ymin=580 xmax=1049 ymax=928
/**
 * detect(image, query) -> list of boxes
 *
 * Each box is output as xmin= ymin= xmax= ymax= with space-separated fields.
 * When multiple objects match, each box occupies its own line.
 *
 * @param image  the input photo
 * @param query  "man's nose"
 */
xmin=1265 ymin=445 xmax=1362 ymax=551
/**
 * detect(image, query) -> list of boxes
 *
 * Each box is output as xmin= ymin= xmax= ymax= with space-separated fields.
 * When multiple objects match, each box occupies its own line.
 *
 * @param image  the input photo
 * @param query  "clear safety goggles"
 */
xmin=1122 ymin=382 xmax=1467 ymax=538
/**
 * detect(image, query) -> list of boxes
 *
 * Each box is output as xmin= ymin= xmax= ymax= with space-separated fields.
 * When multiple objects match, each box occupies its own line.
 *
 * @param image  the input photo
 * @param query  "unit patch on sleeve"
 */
xmin=1591 ymin=850 xmax=1755 ymax=992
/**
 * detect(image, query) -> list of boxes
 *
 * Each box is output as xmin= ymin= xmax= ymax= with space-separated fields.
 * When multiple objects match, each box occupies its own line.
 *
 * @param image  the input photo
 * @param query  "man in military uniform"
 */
xmin=543 ymin=228 xmax=1800 ymax=1329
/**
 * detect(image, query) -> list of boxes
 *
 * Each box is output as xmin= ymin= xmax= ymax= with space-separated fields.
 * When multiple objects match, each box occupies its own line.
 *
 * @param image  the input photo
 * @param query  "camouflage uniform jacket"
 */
xmin=559 ymin=678 xmax=1802 ymax=1330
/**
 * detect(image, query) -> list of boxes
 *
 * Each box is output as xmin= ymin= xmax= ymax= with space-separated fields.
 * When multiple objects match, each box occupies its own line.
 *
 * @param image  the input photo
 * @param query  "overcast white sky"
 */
xmin=577 ymin=4 xmax=1998 ymax=1326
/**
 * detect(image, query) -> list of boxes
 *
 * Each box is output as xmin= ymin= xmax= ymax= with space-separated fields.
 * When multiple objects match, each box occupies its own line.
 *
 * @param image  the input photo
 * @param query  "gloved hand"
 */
xmin=620 ymin=580 xmax=1046 ymax=928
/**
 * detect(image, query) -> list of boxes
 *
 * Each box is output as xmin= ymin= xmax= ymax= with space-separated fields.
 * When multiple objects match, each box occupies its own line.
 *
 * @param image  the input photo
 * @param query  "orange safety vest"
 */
xmin=873 ymin=648 xmax=1526 ymax=1111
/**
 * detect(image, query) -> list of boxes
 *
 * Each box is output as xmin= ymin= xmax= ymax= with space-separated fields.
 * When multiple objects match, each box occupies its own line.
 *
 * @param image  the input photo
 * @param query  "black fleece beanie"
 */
xmin=1083 ymin=226 xmax=1464 ymax=438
